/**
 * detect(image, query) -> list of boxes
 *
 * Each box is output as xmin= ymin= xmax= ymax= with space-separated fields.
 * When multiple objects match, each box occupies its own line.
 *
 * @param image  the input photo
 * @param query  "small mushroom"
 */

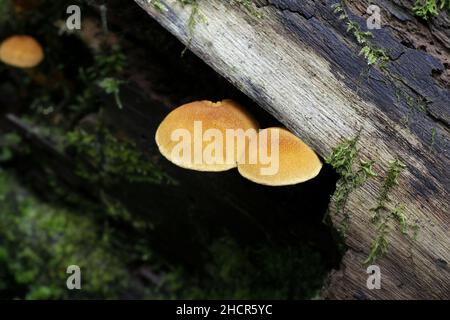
xmin=155 ymin=99 xmax=259 ymax=172
xmin=0 ymin=35 xmax=44 ymax=68
xmin=237 ymin=127 xmax=322 ymax=186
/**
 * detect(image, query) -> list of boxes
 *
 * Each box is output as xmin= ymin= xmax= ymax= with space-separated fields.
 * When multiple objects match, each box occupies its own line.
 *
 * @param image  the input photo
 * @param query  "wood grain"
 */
xmin=134 ymin=0 xmax=450 ymax=299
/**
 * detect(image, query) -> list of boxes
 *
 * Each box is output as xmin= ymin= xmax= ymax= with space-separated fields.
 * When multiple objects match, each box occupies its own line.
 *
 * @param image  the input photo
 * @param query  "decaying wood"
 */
xmin=133 ymin=0 xmax=450 ymax=299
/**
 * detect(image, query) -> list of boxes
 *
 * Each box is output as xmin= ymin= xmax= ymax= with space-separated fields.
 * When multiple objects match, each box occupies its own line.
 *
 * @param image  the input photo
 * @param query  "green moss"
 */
xmin=365 ymin=203 xmax=418 ymax=265
xmin=99 ymin=191 xmax=153 ymax=231
xmin=332 ymin=2 xmax=438 ymax=141
xmin=413 ymin=0 xmax=449 ymax=20
xmin=0 ymin=169 xmax=328 ymax=299
xmin=431 ymin=127 xmax=437 ymax=147
xmin=148 ymin=0 xmax=167 ymax=12
xmin=185 ymin=1 xmax=203 ymax=38
xmin=0 ymin=170 xmax=131 ymax=299
xmin=325 ymin=135 xmax=377 ymax=235
xmin=0 ymin=168 xmax=197 ymax=300
xmin=76 ymin=46 xmax=127 ymax=113
xmin=77 ymin=47 xmax=127 ymax=87
xmin=398 ymin=91 xmax=428 ymax=125
xmin=365 ymin=159 xmax=419 ymax=264
xmin=371 ymin=159 xmax=405 ymax=222
xmin=391 ymin=204 xmax=419 ymax=238
xmin=231 ymin=0 xmax=263 ymax=18
xmin=98 ymin=78 xmax=124 ymax=110
xmin=332 ymin=2 xmax=389 ymax=67
xmin=65 ymin=127 xmax=176 ymax=186
xmin=364 ymin=219 xmax=389 ymax=265
xmin=172 ymin=0 xmax=261 ymax=55
xmin=44 ymin=168 xmax=134 ymax=227
xmin=175 ymin=0 xmax=206 ymax=56
xmin=0 ymin=133 xmax=22 ymax=163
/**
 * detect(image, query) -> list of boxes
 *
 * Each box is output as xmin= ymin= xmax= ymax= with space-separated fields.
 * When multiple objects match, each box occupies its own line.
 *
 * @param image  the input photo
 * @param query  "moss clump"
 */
xmin=97 ymin=77 xmax=124 ymax=110
xmin=371 ymin=159 xmax=405 ymax=222
xmin=332 ymin=2 xmax=389 ymax=67
xmin=0 ymin=170 xmax=132 ymax=299
xmin=0 ymin=133 xmax=22 ymax=163
xmin=397 ymin=90 xmax=427 ymax=126
xmin=364 ymin=218 xmax=390 ymax=265
xmin=365 ymin=159 xmax=419 ymax=264
xmin=65 ymin=127 xmax=176 ymax=186
xmin=431 ymin=127 xmax=437 ymax=148
xmin=0 ymin=169 xmax=328 ymax=299
xmin=231 ymin=0 xmax=263 ymax=18
xmin=76 ymin=46 xmax=127 ymax=114
xmin=173 ymin=0 xmax=206 ymax=56
xmin=148 ymin=0 xmax=167 ymax=12
xmin=182 ymin=0 xmax=204 ymax=38
xmin=325 ymin=135 xmax=377 ymax=235
xmin=413 ymin=0 xmax=449 ymax=20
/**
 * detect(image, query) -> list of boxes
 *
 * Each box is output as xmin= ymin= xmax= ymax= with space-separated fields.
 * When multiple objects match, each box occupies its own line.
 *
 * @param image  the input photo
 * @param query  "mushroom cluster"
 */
xmin=155 ymin=100 xmax=322 ymax=186
xmin=0 ymin=35 xmax=44 ymax=68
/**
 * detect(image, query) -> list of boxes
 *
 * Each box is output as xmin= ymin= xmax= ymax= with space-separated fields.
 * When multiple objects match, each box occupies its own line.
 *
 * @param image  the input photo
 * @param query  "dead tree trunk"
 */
xmin=134 ymin=0 xmax=450 ymax=299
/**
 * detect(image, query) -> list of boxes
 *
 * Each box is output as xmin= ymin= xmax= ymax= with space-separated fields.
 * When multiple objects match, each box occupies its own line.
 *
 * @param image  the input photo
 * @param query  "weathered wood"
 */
xmin=133 ymin=0 xmax=450 ymax=299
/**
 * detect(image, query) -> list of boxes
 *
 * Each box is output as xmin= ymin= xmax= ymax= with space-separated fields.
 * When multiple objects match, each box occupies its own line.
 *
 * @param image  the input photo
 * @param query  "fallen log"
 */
xmin=133 ymin=0 xmax=450 ymax=299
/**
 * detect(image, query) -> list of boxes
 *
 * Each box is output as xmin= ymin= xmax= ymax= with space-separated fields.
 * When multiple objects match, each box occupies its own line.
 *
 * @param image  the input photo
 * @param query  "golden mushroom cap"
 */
xmin=155 ymin=99 xmax=259 ymax=172
xmin=237 ymin=127 xmax=322 ymax=186
xmin=0 ymin=35 xmax=44 ymax=68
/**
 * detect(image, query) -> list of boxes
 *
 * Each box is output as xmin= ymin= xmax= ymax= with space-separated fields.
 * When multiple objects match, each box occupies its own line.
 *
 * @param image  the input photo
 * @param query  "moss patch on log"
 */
xmin=365 ymin=159 xmax=419 ymax=265
xmin=332 ymin=1 xmax=389 ymax=67
xmin=413 ymin=0 xmax=449 ymax=20
xmin=325 ymin=135 xmax=377 ymax=236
